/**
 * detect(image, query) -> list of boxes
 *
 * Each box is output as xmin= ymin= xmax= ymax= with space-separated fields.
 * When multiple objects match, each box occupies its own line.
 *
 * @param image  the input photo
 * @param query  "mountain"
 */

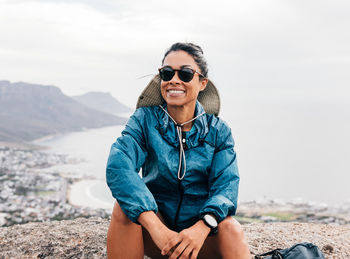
xmin=72 ymin=92 xmax=132 ymax=116
xmin=0 ymin=80 xmax=127 ymax=142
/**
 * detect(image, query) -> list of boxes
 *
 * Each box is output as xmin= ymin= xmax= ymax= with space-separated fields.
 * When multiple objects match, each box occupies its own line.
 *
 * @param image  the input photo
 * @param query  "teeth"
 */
xmin=168 ymin=90 xmax=185 ymax=94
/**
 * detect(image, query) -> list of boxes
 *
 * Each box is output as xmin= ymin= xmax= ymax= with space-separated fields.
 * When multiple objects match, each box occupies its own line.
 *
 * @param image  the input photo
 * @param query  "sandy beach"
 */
xmin=68 ymin=179 xmax=114 ymax=212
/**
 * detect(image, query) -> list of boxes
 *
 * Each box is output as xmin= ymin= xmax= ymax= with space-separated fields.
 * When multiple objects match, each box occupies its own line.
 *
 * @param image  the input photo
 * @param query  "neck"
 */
xmin=167 ymin=103 xmax=196 ymax=132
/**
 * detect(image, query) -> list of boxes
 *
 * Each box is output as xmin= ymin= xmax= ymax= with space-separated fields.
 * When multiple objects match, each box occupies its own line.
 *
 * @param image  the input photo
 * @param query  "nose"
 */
xmin=169 ymin=71 xmax=181 ymax=85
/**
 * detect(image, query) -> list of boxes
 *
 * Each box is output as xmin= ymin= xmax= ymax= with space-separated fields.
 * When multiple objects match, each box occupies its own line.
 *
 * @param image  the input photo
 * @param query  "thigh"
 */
xmin=107 ymin=201 xmax=144 ymax=259
xmin=198 ymin=235 xmax=221 ymax=259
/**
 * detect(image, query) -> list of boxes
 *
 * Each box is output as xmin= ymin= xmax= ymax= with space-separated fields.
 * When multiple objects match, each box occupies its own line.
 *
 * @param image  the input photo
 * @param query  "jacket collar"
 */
xmin=156 ymin=101 xmax=209 ymax=148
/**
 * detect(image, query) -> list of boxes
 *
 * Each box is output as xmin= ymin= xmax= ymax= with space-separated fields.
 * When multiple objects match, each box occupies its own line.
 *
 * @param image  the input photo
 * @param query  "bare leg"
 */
xmin=107 ymin=203 xmax=250 ymax=259
xmin=198 ymin=216 xmax=251 ymax=259
xmin=107 ymin=201 xmax=169 ymax=259
xmin=217 ymin=216 xmax=251 ymax=259
xmin=197 ymin=235 xmax=220 ymax=259
xmin=107 ymin=201 xmax=144 ymax=259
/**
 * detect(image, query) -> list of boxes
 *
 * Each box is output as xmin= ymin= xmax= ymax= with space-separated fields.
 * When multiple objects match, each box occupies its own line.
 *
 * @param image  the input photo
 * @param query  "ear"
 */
xmin=199 ymin=78 xmax=208 ymax=91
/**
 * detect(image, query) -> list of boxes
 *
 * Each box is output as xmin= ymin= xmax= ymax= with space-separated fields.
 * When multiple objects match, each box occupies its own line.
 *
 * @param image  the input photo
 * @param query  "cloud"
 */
xmin=0 ymin=0 xmax=349 ymax=105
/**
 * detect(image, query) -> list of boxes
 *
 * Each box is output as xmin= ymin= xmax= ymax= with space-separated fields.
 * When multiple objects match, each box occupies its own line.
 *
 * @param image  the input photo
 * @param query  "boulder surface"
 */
xmin=0 ymin=217 xmax=349 ymax=258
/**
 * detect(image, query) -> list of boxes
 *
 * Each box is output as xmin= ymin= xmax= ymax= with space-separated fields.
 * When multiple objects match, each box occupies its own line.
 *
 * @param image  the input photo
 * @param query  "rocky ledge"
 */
xmin=0 ymin=217 xmax=349 ymax=259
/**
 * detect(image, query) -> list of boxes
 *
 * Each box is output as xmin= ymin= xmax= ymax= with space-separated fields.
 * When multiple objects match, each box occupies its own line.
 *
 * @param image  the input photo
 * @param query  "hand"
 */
xmin=161 ymin=220 xmax=211 ymax=259
xmin=138 ymin=211 xmax=178 ymax=252
xmin=150 ymin=224 xmax=179 ymax=252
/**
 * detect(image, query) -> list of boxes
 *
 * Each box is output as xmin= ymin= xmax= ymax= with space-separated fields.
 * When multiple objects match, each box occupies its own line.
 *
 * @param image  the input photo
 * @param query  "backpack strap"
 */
xmin=255 ymin=249 xmax=283 ymax=259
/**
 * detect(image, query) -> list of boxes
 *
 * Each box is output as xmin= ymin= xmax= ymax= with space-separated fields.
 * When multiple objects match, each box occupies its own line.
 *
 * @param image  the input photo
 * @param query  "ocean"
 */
xmin=34 ymin=98 xmax=350 ymax=210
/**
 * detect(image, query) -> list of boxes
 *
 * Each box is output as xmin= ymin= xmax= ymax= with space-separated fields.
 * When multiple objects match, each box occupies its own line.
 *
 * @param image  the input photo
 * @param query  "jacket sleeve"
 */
xmin=106 ymin=108 xmax=158 ymax=223
xmin=199 ymin=124 xmax=239 ymax=223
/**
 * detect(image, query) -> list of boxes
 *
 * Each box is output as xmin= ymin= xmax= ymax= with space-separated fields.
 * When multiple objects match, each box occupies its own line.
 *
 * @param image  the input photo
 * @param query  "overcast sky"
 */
xmin=1 ymin=0 xmax=350 ymax=106
xmin=1 ymin=0 xmax=350 ymax=202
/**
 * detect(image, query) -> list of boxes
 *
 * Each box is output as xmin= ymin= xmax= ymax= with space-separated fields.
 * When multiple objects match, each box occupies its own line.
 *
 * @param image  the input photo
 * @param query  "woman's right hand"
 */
xmin=138 ymin=211 xmax=179 ymax=251
xmin=150 ymin=223 xmax=179 ymax=252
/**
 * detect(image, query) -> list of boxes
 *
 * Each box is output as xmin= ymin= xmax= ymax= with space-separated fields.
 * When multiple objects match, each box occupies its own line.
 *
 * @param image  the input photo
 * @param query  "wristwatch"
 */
xmin=202 ymin=214 xmax=218 ymax=235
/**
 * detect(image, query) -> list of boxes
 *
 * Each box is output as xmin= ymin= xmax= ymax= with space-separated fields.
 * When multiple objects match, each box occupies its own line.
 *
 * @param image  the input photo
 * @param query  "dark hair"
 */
xmin=162 ymin=42 xmax=208 ymax=78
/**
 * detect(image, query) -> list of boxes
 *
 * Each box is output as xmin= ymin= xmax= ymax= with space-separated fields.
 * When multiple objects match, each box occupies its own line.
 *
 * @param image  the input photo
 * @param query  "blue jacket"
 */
xmin=106 ymin=101 xmax=239 ymax=231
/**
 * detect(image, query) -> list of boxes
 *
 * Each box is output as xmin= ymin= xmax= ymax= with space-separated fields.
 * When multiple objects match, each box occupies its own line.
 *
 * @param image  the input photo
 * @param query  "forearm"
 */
xmin=138 ymin=211 xmax=165 ymax=232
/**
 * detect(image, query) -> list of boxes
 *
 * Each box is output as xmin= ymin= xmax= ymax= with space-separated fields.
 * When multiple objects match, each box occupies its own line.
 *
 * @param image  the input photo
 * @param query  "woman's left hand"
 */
xmin=161 ymin=220 xmax=211 ymax=259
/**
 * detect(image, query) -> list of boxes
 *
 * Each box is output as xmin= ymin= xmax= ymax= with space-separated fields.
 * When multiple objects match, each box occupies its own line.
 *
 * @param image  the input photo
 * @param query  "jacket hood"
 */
xmin=137 ymin=74 xmax=221 ymax=116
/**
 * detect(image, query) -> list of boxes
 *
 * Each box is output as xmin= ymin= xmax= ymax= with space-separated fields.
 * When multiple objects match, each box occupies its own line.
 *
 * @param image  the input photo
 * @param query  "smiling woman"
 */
xmin=105 ymin=42 xmax=251 ymax=259
xmin=159 ymin=50 xmax=208 ymax=131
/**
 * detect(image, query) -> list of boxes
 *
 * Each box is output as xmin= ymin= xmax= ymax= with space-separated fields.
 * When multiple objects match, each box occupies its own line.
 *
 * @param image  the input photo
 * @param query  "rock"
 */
xmin=0 ymin=213 xmax=6 ymax=226
xmin=0 ymin=217 xmax=349 ymax=258
xmin=323 ymin=244 xmax=334 ymax=253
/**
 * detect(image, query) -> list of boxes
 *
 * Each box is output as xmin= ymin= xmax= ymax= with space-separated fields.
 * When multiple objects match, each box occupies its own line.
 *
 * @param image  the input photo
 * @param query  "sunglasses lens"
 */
xmin=159 ymin=67 xmax=175 ymax=81
xmin=178 ymin=68 xmax=195 ymax=82
xmin=159 ymin=67 xmax=196 ymax=82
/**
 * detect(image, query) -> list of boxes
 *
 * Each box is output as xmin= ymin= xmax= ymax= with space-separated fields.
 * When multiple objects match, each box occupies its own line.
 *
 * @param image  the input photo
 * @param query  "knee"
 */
xmin=218 ymin=216 xmax=245 ymax=240
xmin=111 ymin=201 xmax=132 ymax=225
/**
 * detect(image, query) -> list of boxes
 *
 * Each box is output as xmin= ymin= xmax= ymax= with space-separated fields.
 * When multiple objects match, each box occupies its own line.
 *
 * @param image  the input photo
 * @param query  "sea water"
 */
xmin=34 ymin=125 xmax=123 ymax=210
xmin=35 ymin=98 xmax=350 ymax=210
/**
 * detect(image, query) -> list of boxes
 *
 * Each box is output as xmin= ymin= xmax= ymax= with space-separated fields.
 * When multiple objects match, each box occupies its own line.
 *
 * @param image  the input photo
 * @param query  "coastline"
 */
xmin=30 ymin=133 xmax=66 ymax=145
xmin=236 ymin=199 xmax=350 ymax=225
xmin=66 ymin=177 xmax=350 ymax=225
xmin=0 ymin=144 xmax=109 ymax=227
xmin=1 ymin=142 xmax=349 ymax=228
xmin=67 ymin=179 xmax=114 ymax=212
xmin=0 ymin=141 xmax=43 ymax=150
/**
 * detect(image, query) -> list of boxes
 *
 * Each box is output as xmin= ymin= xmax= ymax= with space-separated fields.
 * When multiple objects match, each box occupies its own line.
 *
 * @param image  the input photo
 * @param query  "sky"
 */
xmin=1 ymin=0 xmax=349 ymax=105
xmin=1 ymin=0 xmax=350 ymax=203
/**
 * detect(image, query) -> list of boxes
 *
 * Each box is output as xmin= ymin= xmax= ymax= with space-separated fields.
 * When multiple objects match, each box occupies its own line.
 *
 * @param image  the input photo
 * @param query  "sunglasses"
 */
xmin=158 ymin=66 xmax=204 ymax=82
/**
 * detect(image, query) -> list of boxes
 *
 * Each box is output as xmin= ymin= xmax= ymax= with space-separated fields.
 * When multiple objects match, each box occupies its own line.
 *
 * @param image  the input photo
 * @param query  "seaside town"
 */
xmin=0 ymin=146 xmax=109 ymax=227
xmin=1 ymin=145 xmax=349 ymax=228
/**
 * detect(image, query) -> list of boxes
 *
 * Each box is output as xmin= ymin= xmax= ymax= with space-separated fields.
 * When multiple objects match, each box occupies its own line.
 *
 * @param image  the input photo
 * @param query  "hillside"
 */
xmin=0 ymin=217 xmax=348 ymax=258
xmin=0 ymin=80 xmax=127 ymax=142
xmin=72 ymin=92 xmax=132 ymax=116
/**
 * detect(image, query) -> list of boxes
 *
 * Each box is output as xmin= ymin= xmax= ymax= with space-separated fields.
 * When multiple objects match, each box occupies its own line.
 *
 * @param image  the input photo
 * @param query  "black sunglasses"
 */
xmin=158 ymin=66 xmax=205 ymax=82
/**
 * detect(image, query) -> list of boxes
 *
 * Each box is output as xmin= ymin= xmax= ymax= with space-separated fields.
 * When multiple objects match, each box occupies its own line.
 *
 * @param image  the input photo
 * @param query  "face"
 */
xmin=160 ymin=50 xmax=207 ymax=110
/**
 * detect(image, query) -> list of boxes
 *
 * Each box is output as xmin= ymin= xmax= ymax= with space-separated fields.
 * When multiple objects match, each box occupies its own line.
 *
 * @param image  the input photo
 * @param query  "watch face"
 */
xmin=204 ymin=214 xmax=218 ymax=228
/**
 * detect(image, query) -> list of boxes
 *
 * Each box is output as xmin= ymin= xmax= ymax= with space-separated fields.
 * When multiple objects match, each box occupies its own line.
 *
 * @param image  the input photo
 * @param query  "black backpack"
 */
xmin=255 ymin=242 xmax=325 ymax=259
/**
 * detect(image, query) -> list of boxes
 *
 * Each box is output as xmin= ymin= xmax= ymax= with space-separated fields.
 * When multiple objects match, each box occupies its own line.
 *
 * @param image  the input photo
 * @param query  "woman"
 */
xmin=106 ymin=42 xmax=251 ymax=259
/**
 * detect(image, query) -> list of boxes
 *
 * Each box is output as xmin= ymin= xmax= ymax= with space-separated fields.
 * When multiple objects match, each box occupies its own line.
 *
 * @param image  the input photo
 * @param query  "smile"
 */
xmin=167 ymin=90 xmax=185 ymax=94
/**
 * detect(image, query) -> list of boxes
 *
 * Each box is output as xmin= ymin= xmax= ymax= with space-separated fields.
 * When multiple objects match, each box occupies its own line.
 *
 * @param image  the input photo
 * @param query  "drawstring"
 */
xmin=159 ymin=105 xmax=205 ymax=180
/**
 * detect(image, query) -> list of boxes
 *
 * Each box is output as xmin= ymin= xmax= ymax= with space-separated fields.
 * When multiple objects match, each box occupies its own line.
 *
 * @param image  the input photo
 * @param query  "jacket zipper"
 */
xmin=174 ymin=179 xmax=184 ymax=229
